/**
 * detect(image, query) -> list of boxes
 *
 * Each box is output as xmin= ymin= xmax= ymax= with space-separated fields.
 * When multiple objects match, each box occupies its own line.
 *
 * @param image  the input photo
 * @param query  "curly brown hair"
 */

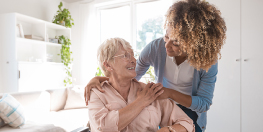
xmin=164 ymin=0 xmax=226 ymax=71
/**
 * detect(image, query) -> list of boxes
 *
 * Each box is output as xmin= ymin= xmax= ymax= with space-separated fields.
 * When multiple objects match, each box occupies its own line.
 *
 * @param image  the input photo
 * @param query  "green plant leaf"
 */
xmin=58 ymin=35 xmax=73 ymax=86
xmin=53 ymin=2 xmax=74 ymax=28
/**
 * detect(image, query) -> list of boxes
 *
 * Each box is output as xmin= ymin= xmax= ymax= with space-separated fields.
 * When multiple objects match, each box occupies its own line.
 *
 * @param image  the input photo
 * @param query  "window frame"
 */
xmin=95 ymin=0 xmax=165 ymax=50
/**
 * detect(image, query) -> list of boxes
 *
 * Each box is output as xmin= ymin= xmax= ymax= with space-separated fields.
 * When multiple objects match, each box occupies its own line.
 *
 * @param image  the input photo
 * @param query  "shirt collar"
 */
xmin=101 ymin=78 xmax=138 ymax=87
xmin=168 ymin=56 xmax=188 ymax=65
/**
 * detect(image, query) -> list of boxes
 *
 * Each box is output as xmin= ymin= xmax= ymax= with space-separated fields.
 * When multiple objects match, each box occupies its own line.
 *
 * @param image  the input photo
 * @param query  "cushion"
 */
xmin=46 ymin=89 xmax=67 ymax=111
xmin=0 ymin=117 xmax=5 ymax=128
xmin=64 ymin=85 xmax=87 ymax=110
xmin=0 ymin=94 xmax=25 ymax=128
xmin=0 ymin=120 xmax=67 ymax=132
xmin=8 ymin=91 xmax=50 ymax=122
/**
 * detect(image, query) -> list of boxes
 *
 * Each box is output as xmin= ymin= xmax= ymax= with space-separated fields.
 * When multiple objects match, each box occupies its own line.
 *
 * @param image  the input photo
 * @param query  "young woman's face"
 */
xmin=163 ymin=26 xmax=187 ymax=57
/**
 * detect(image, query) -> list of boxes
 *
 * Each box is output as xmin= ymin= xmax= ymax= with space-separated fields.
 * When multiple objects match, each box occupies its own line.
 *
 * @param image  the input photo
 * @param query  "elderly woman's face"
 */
xmin=109 ymin=46 xmax=136 ymax=79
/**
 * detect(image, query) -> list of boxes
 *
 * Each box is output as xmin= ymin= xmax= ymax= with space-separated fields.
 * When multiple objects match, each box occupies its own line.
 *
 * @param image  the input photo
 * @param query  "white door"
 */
xmin=0 ymin=14 xmax=18 ymax=93
xmin=241 ymin=0 xmax=263 ymax=131
xmin=206 ymin=0 xmax=241 ymax=131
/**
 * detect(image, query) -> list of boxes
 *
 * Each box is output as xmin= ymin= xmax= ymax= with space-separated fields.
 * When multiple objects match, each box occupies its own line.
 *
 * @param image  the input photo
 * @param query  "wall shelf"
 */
xmin=0 ymin=13 xmax=71 ymax=93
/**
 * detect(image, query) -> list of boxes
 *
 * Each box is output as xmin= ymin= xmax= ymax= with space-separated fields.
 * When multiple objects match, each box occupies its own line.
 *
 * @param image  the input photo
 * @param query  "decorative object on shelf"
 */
xmin=49 ymin=38 xmax=59 ymax=43
xmin=17 ymin=23 xmax=24 ymax=38
xmin=16 ymin=25 xmax=20 ymax=37
xmin=24 ymin=35 xmax=44 ymax=41
xmin=46 ymin=54 xmax=53 ymax=62
xmin=52 ymin=2 xmax=74 ymax=28
xmin=46 ymin=34 xmax=49 ymax=42
xmin=58 ymin=35 xmax=73 ymax=86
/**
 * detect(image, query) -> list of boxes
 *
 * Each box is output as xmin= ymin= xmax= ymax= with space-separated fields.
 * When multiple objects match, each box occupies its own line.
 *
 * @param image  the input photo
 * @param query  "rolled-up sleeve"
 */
xmin=88 ymin=91 xmax=119 ymax=132
xmin=189 ymin=63 xmax=218 ymax=113
xmin=159 ymin=99 xmax=195 ymax=132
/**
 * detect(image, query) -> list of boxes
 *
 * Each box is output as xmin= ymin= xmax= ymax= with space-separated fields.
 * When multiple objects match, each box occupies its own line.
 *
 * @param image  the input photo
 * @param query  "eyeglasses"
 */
xmin=112 ymin=51 xmax=134 ymax=61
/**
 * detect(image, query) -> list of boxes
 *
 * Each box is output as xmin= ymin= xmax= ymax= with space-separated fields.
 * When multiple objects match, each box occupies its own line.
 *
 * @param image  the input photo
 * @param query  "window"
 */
xmin=135 ymin=0 xmax=171 ymax=54
xmin=100 ymin=5 xmax=131 ymax=42
xmin=97 ymin=0 xmax=173 ymax=82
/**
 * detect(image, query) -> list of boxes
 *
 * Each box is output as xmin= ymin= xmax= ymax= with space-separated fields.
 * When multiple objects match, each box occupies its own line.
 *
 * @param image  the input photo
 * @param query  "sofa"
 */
xmin=0 ymin=86 xmax=90 ymax=132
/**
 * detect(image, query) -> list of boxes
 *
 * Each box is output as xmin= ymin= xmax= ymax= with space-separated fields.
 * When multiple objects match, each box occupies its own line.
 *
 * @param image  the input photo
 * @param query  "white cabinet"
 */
xmin=205 ymin=0 xmax=241 ymax=131
xmin=0 ymin=13 xmax=71 ymax=93
xmin=206 ymin=0 xmax=263 ymax=131
xmin=241 ymin=0 xmax=263 ymax=131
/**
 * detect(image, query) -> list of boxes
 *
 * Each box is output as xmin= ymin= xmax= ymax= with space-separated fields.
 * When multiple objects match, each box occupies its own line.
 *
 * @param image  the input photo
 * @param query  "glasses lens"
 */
xmin=125 ymin=52 xmax=131 ymax=59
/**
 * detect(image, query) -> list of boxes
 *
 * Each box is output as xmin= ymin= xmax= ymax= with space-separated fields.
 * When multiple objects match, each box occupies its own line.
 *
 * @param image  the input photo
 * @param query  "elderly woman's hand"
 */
xmin=157 ymin=127 xmax=170 ymax=132
xmin=136 ymin=82 xmax=164 ymax=107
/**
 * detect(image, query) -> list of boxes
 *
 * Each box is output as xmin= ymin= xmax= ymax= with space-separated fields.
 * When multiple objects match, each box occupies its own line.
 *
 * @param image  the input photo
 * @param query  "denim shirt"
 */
xmin=135 ymin=38 xmax=218 ymax=131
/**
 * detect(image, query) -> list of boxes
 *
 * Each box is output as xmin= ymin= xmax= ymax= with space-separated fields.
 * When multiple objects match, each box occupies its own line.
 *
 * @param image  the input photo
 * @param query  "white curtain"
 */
xmin=70 ymin=1 xmax=101 ymax=86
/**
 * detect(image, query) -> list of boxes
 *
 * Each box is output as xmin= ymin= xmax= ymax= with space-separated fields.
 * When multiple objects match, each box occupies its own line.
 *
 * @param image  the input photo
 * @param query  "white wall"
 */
xmin=0 ymin=0 xmax=69 ymax=22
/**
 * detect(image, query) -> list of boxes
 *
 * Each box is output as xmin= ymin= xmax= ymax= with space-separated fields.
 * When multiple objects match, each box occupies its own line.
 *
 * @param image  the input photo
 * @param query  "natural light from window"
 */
xmin=100 ymin=6 xmax=131 ymax=43
xmin=135 ymin=0 xmax=172 ymax=55
xmin=97 ymin=0 xmax=173 ymax=83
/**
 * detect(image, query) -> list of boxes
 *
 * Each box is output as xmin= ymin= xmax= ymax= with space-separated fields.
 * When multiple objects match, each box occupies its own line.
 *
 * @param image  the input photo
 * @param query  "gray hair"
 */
xmin=97 ymin=37 xmax=132 ymax=77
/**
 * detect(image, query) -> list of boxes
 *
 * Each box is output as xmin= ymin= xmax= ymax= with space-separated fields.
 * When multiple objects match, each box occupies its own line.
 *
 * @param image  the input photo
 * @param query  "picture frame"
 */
xmin=17 ymin=23 xmax=24 ymax=38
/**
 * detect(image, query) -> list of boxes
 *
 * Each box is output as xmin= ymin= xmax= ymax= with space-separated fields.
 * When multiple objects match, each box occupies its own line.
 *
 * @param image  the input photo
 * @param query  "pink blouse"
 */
xmin=88 ymin=79 xmax=194 ymax=132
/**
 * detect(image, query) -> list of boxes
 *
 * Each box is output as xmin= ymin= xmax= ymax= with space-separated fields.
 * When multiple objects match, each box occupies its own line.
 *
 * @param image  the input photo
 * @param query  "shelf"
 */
xmin=18 ymin=61 xmax=63 ymax=65
xmin=46 ymin=22 xmax=71 ymax=30
xmin=3 ymin=13 xmax=71 ymax=93
xmin=16 ymin=13 xmax=45 ymax=25
xmin=18 ymin=61 xmax=43 ymax=64
xmin=17 ymin=38 xmax=62 ymax=47
xmin=46 ymin=62 xmax=63 ymax=65
xmin=17 ymin=37 xmax=45 ymax=44
xmin=46 ymin=42 xmax=62 ymax=46
xmin=16 ymin=13 xmax=70 ymax=31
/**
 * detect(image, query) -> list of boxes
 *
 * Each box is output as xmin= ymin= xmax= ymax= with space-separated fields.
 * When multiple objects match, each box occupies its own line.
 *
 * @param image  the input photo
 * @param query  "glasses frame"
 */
xmin=112 ymin=51 xmax=134 ymax=61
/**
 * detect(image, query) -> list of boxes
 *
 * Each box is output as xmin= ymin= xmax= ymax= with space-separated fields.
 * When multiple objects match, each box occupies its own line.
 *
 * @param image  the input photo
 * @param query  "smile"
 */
xmin=127 ymin=67 xmax=135 ymax=70
xmin=166 ymin=50 xmax=174 ymax=53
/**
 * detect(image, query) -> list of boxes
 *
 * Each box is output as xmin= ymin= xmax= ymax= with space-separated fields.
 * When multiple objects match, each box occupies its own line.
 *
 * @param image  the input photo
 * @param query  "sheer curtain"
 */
xmin=70 ymin=1 xmax=100 ymax=86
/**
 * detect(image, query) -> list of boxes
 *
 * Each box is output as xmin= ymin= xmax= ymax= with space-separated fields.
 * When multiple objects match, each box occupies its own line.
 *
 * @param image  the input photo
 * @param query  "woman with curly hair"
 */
xmin=85 ymin=0 xmax=226 ymax=131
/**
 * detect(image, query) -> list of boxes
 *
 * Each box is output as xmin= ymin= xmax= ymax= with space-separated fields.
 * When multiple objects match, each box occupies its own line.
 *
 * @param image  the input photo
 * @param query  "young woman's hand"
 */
xmin=156 ymin=87 xmax=171 ymax=100
xmin=84 ymin=77 xmax=106 ymax=105
xmin=136 ymin=82 xmax=164 ymax=107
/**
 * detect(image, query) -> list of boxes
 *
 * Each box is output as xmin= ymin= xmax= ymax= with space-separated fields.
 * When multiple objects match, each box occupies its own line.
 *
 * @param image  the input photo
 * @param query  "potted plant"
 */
xmin=52 ymin=2 xmax=74 ymax=28
xmin=57 ymin=35 xmax=73 ymax=86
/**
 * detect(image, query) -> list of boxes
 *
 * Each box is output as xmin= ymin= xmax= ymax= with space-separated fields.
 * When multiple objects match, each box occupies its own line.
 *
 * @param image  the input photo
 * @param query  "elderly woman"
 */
xmin=88 ymin=37 xmax=194 ymax=132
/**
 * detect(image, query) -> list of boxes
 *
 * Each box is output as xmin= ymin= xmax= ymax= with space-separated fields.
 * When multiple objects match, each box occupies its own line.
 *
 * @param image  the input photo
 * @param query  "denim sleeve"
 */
xmin=135 ymin=45 xmax=151 ymax=80
xmin=135 ymin=40 xmax=158 ymax=81
xmin=189 ymin=63 xmax=218 ymax=113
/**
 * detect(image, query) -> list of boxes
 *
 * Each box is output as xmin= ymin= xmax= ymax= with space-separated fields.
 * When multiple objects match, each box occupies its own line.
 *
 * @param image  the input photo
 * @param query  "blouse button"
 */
xmin=98 ymin=127 xmax=102 ymax=131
